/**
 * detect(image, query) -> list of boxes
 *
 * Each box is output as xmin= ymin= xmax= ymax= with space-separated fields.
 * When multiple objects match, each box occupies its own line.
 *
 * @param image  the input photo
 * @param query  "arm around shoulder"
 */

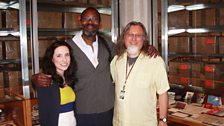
xmin=31 ymin=73 xmax=52 ymax=88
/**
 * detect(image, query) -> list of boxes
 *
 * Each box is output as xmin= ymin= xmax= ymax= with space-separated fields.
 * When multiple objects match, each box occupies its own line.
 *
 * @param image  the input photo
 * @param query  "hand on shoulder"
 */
xmin=32 ymin=73 xmax=52 ymax=87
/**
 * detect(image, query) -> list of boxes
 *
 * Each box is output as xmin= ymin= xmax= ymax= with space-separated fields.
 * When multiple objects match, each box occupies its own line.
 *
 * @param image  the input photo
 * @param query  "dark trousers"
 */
xmin=76 ymin=108 xmax=113 ymax=126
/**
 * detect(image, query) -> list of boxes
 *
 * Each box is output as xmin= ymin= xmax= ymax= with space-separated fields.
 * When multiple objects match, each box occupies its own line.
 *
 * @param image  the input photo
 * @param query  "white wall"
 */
xmin=119 ymin=0 xmax=152 ymax=43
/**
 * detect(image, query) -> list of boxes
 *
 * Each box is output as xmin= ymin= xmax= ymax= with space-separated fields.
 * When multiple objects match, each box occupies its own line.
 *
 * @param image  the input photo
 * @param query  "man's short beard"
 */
xmin=83 ymin=30 xmax=98 ymax=37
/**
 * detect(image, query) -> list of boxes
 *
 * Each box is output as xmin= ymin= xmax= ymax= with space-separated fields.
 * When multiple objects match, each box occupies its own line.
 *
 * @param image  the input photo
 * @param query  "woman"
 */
xmin=37 ymin=40 xmax=77 ymax=126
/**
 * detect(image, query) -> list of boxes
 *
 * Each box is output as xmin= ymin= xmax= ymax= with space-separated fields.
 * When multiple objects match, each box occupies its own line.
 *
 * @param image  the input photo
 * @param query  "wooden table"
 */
xmin=168 ymin=115 xmax=208 ymax=126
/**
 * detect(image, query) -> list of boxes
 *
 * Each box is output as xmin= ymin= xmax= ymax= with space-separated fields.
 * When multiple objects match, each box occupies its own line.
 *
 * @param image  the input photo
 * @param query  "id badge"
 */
xmin=119 ymin=90 xmax=125 ymax=100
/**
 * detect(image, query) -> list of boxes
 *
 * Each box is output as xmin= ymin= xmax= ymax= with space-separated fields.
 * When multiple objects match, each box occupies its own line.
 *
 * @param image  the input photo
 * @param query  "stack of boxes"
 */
xmin=0 ymin=0 xmax=112 ymax=96
xmin=168 ymin=0 xmax=224 ymax=95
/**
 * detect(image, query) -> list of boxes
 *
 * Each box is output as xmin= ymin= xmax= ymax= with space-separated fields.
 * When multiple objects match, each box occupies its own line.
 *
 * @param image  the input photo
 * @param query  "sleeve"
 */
xmin=155 ymin=57 xmax=170 ymax=94
xmin=110 ymin=56 xmax=118 ymax=83
xmin=37 ymin=84 xmax=60 ymax=126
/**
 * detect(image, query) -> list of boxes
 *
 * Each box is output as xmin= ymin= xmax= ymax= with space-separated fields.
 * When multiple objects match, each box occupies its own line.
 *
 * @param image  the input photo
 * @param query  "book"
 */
xmin=207 ymin=95 xmax=222 ymax=107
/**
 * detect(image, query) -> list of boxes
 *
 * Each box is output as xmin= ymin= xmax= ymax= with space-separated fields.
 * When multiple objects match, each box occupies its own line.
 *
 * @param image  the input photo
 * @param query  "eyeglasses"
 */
xmin=82 ymin=16 xmax=99 ymax=22
xmin=126 ymin=33 xmax=145 ymax=40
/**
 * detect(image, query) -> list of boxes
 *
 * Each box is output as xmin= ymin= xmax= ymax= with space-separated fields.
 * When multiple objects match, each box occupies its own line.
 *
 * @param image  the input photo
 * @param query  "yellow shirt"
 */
xmin=60 ymin=86 xmax=75 ymax=105
xmin=110 ymin=52 xmax=170 ymax=126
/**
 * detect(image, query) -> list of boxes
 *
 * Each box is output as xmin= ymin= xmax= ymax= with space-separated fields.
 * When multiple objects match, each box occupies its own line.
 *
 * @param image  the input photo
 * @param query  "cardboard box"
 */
xmin=169 ymin=11 xmax=189 ymax=27
xmin=169 ymin=37 xmax=190 ymax=53
xmin=5 ymin=41 xmax=20 ymax=59
xmin=220 ymin=37 xmax=224 ymax=54
xmin=64 ymin=13 xmax=80 ymax=29
xmin=38 ymin=11 xmax=62 ymax=28
xmin=192 ymin=62 xmax=204 ymax=78
xmin=192 ymin=9 xmax=216 ymax=27
xmin=220 ymin=8 xmax=224 ymax=25
xmin=100 ymin=14 xmax=111 ymax=31
xmin=8 ymin=71 xmax=21 ymax=88
xmin=204 ymin=63 xmax=224 ymax=81
xmin=38 ymin=40 xmax=54 ymax=57
xmin=192 ymin=37 xmax=217 ymax=54
xmin=169 ymin=61 xmax=191 ymax=77
xmin=169 ymin=75 xmax=189 ymax=86
xmin=6 ymin=10 xmax=19 ymax=28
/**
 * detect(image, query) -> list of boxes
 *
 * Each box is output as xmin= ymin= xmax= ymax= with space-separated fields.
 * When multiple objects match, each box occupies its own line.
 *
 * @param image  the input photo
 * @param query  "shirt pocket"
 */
xmin=132 ymin=72 xmax=151 ymax=88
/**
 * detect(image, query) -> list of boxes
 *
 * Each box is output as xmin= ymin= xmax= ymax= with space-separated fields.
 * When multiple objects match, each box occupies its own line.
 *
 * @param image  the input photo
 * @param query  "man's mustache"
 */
xmin=83 ymin=24 xmax=97 ymax=27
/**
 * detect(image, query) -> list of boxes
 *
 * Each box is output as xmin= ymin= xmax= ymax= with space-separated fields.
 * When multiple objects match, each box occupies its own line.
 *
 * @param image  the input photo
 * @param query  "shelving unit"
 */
xmin=0 ymin=0 xmax=119 ymax=125
xmin=161 ymin=0 xmax=224 ymax=96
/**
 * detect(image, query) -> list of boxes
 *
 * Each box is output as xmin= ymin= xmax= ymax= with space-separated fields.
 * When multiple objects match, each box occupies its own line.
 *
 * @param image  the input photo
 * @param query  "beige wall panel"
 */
xmin=169 ymin=37 xmax=190 ymax=53
xmin=38 ymin=11 xmax=62 ymax=28
xmin=192 ymin=37 xmax=217 ymax=54
xmin=168 ymin=11 xmax=189 ymax=27
xmin=119 ymin=0 xmax=151 ymax=34
xmin=5 ymin=41 xmax=20 ymax=59
xmin=6 ymin=10 xmax=19 ymax=28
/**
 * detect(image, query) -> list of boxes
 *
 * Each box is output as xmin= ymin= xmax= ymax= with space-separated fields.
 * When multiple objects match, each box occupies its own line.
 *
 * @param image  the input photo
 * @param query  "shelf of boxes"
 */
xmin=161 ymin=0 xmax=224 ymax=96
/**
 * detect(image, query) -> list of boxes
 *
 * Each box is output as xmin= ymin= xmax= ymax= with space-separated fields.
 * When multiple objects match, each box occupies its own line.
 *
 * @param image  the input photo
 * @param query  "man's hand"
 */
xmin=147 ymin=45 xmax=159 ymax=58
xmin=31 ymin=73 xmax=52 ymax=87
xmin=159 ymin=121 xmax=168 ymax=126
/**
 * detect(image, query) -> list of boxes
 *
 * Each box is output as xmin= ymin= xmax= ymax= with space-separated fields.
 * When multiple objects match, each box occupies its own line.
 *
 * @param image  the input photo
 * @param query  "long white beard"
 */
xmin=126 ymin=46 xmax=139 ymax=57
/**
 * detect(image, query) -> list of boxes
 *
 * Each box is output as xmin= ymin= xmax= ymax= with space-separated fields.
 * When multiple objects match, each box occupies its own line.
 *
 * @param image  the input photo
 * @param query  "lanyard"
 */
xmin=122 ymin=56 xmax=139 ymax=91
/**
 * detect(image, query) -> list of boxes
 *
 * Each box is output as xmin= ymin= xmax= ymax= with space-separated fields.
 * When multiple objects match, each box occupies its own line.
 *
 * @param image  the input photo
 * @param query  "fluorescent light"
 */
xmin=186 ymin=4 xmax=206 ymax=10
xmin=0 ymin=2 xmax=8 ymax=9
xmin=168 ymin=29 xmax=185 ymax=35
xmin=186 ymin=28 xmax=208 ymax=33
xmin=0 ymin=31 xmax=20 ymax=36
xmin=11 ymin=32 xmax=20 ymax=36
xmin=168 ymin=5 xmax=185 ymax=12
xmin=8 ymin=1 xmax=19 ymax=9
xmin=0 ymin=1 xmax=19 ymax=9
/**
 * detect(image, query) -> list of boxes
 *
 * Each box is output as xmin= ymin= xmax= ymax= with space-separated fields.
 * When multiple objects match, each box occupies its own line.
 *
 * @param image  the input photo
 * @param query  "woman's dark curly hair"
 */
xmin=42 ymin=40 xmax=77 ymax=88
